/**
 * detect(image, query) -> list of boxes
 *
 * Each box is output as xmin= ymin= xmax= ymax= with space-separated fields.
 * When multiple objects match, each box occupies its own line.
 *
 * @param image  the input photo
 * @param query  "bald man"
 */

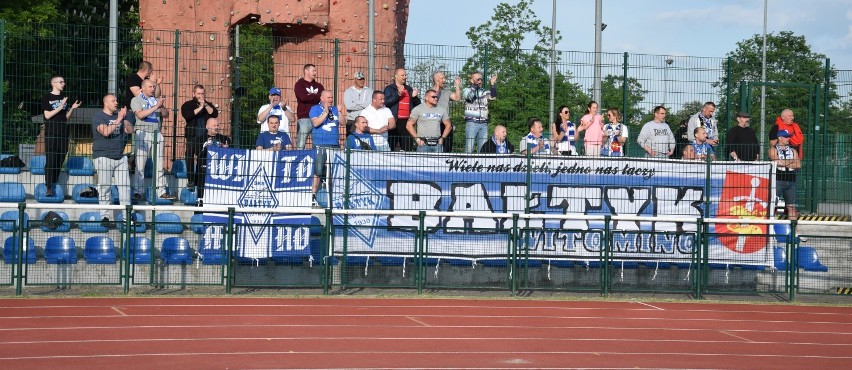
xmin=92 ymin=94 xmax=134 ymax=225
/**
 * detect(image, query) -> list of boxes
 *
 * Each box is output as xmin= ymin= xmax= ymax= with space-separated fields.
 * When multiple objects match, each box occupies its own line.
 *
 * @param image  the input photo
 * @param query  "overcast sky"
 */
xmin=407 ymin=0 xmax=852 ymax=69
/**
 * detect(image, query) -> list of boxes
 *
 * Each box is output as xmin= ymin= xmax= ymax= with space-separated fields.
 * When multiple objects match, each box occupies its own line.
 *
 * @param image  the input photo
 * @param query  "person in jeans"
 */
xmin=131 ymin=79 xmax=175 ymax=200
xmin=294 ymin=64 xmax=324 ymax=149
xmin=407 ymin=90 xmax=451 ymax=153
xmin=309 ymin=90 xmax=342 ymax=205
xmin=91 ymin=94 xmax=133 ymax=226
xmin=462 ymin=71 xmax=498 ymax=153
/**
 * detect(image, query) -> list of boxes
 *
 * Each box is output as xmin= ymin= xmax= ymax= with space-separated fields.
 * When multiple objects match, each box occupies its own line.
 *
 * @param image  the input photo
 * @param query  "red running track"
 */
xmin=1 ymin=297 xmax=851 ymax=369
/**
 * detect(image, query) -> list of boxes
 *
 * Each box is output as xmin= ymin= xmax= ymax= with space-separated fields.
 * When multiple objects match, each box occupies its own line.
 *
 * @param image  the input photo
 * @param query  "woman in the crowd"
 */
xmin=550 ymin=105 xmax=577 ymax=156
xmin=577 ymin=101 xmax=603 ymax=156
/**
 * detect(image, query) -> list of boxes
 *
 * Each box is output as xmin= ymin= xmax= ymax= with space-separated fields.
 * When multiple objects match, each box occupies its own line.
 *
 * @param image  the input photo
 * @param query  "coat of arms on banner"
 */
xmin=714 ymin=171 xmax=770 ymax=254
xmin=330 ymin=154 xmax=390 ymax=247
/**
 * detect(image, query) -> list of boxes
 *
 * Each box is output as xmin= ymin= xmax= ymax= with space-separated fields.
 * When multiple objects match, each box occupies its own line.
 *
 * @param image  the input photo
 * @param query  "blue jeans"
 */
xmin=297 ymin=118 xmax=313 ymax=149
xmin=465 ymin=121 xmax=489 ymax=153
xmin=417 ymin=143 xmax=443 ymax=153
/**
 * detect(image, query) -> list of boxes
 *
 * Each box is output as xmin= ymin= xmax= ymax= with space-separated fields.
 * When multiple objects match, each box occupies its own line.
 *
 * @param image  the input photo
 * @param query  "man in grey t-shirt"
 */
xmin=92 ymin=94 xmax=134 ymax=225
xmin=406 ymin=89 xmax=451 ymax=153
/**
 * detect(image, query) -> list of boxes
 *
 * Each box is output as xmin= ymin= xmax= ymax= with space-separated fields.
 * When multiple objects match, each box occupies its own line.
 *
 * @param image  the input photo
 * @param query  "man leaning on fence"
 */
xmin=682 ymin=127 xmax=716 ymax=161
xmin=131 ymin=79 xmax=175 ymax=201
xmin=196 ymin=118 xmax=231 ymax=205
xmin=181 ymin=84 xmax=219 ymax=192
xmin=726 ymin=111 xmax=760 ymax=161
xmin=255 ymin=115 xmax=292 ymax=151
xmin=407 ymin=89 xmax=451 ymax=153
xmin=92 ymin=94 xmax=134 ymax=227
xmin=770 ymin=129 xmax=801 ymax=220
xmin=347 ymin=116 xmax=376 ymax=150
xmin=361 ymin=90 xmax=395 ymax=151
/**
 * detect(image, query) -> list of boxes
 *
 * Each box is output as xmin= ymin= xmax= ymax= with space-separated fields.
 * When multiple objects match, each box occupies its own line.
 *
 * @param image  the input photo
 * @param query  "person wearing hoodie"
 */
xmin=768 ymin=109 xmax=805 ymax=158
xmin=637 ymin=106 xmax=675 ymax=158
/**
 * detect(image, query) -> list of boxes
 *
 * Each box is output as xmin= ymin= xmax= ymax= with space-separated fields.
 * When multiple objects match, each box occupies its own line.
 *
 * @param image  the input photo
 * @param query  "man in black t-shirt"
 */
xmin=40 ymin=75 xmax=81 ymax=197
xmin=124 ymin=61 xmax=161 ymax=123
xmin=196 ymin=118 xmax=231 ymax=204
xmin=92 ymin=94 xmax=134 ymax=225
xmin=725 ymin=112 xmax=760 ymax=161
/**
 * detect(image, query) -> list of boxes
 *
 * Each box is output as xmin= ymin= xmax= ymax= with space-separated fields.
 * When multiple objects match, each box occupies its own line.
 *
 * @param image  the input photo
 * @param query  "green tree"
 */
xmin=231 ymin=24 xmax=275 ymax=148
xmin=599 ymin=74 xmax=646 ymax=126
xmin=717 ymin=31 xmax=839 ymax=135
xmin=462 ymin=0 xmax=588 ymax=144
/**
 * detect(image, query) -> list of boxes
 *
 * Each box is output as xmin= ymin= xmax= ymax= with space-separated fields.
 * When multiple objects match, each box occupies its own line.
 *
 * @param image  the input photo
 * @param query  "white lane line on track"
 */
xmin=2 ymin=350 xmax=852 ymax=361
xmin=405 ymin=316 xmax=431 ymax=327
xmin=110 ymin=307 xmax=127 ymax=317
xmin=720 ymin=330 xmax=755 ymax=342
xmin=634 ymin=301 xmax=665 ymax=310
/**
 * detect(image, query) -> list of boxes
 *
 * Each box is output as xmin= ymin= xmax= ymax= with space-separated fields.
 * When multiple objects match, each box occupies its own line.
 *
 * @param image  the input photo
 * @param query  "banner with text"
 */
xmin=330 ymin=151 xmax=775 ymax=266
xmin=203 ymin=147 xmax=315 ymax=260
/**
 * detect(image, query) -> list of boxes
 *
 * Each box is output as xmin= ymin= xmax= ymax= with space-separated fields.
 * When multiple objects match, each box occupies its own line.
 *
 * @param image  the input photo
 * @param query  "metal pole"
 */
xmin=108 ymin=0 xmax=118 ymax=94
xmin=368 ymin=0 xmax=375 ymax=90
xmin=593 ymin=0 xmax=603 ymax=104
xmin=760 ymin=0 xmax=768 ymax=147
xmin=622 ymin=52 xmax=628 ymax=124
xmin=0 ymin=20 xmax=5 ymax=154
xmin=233 ymin=25 xmax=241 ymax=147
xmin=548 ymin=0 xmax=556 ymax=126
xmin=172 ymin=30 xmax=181 ymax=161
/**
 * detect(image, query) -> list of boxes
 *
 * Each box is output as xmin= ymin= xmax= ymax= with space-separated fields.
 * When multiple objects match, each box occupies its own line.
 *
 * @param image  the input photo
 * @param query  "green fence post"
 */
xmin=704 ymin=153 xmax=712 ymax=218
xmin=602 ymin=215 xmax=611 ymax=297
xmin=483 ymin=45 xmax=489 ymax=85
xmin=0 ymin=20 xmax=5 ymax=153
xmin=14 ymin=202 xmax=26 ymax=296
xmin=226 ymin=207 xmax=235 ymax=294
xmin=417 ymin=210 xmax=426 ymax=294
xmin=622 ymin=52 xmax=628 ymax=124
xmin=510 ymin=213 xmax=519 ymax=296
xmin=172 ymin=30 xmax=180 ymax=161
xmin=690 ymin=216 xmax=707 ymax=299
xmin=810 ymin=85 xmax=819 ymax=213
xmin=724 ymin=57 xmax=732 ymax=133
xmin=789 ymin=219 xmax=798 ymax=301
xmin=333 ymin=39 xmax=339 ymax=104
xmin=822 ymin=59 xmax=830 ymax=204
xmin=123 ymin=205 xmax=133 ymax=294
xmin=738 ymin=81 xmax=748 ymax=114
xmin=323 ymin=207 xmax=332 ymax=294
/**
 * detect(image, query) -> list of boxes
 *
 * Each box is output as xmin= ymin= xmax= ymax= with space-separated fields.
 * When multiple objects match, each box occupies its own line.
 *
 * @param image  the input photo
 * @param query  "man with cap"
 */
xmin=344 ymin=71 xmax=371 ymax=134
xmin=257 ymin=87 xmax=295 ymax=135
xmin=769 ymin=129 xmax=801 ymax=220
xmin=726 ymin=112 xmax=760 ymax=161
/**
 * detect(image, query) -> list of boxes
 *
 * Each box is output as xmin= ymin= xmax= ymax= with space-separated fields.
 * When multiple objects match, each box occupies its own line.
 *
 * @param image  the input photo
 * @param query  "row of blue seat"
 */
xmin=0 ymin=211 xmax=206 ymax=234
xmin=0 ymin=155 xmax=189 ymax=179
xmin=0 ymin=182 xmax=198 ymax=205
xmin=2 ymin=235 xmax=222 ymax=265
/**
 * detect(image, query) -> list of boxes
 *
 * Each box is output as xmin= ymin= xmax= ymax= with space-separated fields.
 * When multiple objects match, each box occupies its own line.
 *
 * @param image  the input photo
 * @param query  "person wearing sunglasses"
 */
xmin=551 ymin=105 xmax=577 ymax=156
xmin=407 ymin=90 xmax=451 ymax=153
xmin=462 ymin=71 xmax=498 ymax=153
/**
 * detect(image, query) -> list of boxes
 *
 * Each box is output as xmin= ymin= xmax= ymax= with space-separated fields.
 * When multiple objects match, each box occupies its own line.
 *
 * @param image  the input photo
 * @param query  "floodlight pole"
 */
xmin=593 ymin=0 xmax=603 ymax=105
xmin=760 ymin=0 xmax=768 ymax=147
xmin=108 ymin=0 xmax=118 ymax=94
xmin=548 ymin=0 xmax=556 ymax=125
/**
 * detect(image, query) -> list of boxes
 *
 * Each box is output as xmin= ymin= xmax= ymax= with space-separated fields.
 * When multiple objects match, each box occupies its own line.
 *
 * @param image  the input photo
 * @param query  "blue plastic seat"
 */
xmin=44 ymin=236 xmax=77 ymax=264
xmin=144 ymin=158 xmax=154 ymax=179
xmin=78 ymin=211 xmax=108 ymax=233
xmin=3 ymin=236 xmax=36 ymax=264
xmin=116 ymin=212 xmax=146 ymax=233
xmin=774 ymin=247 xmax=789 ymax=270
xmin=797 ymin=246 xmax=829 ymax=272
xmin=0 ymin=210 xmax=29 ymax=232
xmin=148 ymin=188 xmax=174 ymax=205
xmin=66 ymin=156 xmax=95 ymax=176
xmin=29 ymin=155 xmax=46 ymax=175
xmin=0 ymin=154 xmax=22 ymax=174
xmin=0 ymin=182 xmax=26 ymax=203
xmin=154 ymin=213 xmax=183 ymax=234
xmin=189 ymin=214 xmax=206 ymax=234
xmin=128 ymin=237 xmax=152 ymax=264
xmin=180 ymin=188 xmax=197 ymax=205
xmin=39 ymin=211 xmax=70 ymax=232
xmin=34 ymin=183 xmax=65 ymax=203
xmin=72 ymin=183 xmax=100 ymax=204
xmin=171 ymin=159 xmax=188 ymax=179
xmin=84 ymin=236 xmax=116 ymax=264
xmin=161 ymin=237 xmax=194 ymax=265
xmin=198 ymin=237 xmax=225 ymax=265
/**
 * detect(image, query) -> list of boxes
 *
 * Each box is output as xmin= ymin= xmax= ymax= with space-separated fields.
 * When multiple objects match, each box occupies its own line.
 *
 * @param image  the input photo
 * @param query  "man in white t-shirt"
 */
xmin=359 ymin=90 xmax=395 ymax=151
xmin=257 ymin=87 xmax=296 ymax=134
